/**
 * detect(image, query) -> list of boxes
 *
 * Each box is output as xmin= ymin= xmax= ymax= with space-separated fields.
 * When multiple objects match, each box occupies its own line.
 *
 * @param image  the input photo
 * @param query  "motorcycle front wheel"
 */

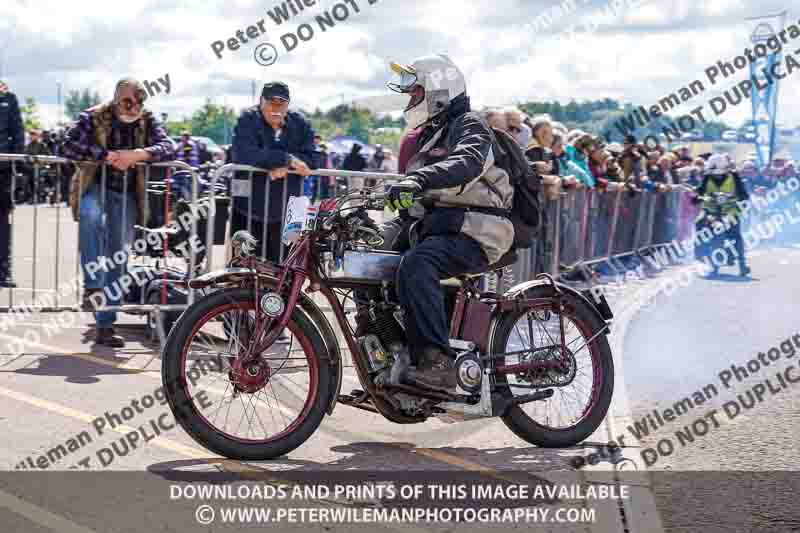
xmin=162 ymin=288 xmax=331 ymax=460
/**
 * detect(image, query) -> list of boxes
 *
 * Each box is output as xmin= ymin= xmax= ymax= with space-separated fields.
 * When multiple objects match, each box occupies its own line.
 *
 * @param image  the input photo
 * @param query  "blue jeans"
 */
xmin=79 ymin=185 xmax=136 ymax=328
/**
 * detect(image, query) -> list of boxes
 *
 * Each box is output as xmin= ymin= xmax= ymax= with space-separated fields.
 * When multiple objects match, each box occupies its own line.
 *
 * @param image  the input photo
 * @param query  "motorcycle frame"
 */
xmin=228 ymin=230 xmax=580 ymax=396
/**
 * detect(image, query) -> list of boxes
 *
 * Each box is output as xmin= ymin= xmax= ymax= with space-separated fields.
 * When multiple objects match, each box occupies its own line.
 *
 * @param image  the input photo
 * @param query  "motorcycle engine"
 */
xmin=356 ymin=306 xmax=404 ymax=344
xmin=356 ymin=303 xmax=406 ymax=373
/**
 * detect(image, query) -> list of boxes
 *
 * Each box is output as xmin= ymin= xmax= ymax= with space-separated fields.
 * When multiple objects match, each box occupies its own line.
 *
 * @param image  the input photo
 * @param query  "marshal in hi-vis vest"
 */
xmin=702 ymin=174 xmax=739 ymax=219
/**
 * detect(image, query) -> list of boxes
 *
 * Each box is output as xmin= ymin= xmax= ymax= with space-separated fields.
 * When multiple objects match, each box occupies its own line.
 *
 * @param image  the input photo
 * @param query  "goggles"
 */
xmin=387 ymin=62 xmax=419 ymax=94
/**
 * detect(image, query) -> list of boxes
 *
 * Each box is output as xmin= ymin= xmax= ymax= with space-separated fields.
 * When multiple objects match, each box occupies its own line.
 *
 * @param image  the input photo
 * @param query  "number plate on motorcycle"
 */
xmin=231 ymin=179 xmax=251 ymax=197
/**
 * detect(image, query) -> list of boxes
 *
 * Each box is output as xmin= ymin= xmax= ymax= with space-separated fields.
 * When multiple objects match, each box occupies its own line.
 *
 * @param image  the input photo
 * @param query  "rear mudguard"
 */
xmin=189 ymin=269 xmax=344 ymax=415
xmin=487 ymin=278 xmax=612 ymax=350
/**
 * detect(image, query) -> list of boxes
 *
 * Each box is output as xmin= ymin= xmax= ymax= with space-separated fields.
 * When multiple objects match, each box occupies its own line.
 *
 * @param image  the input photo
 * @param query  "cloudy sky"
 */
xmin=0 ymin=0 xmax=797 ymax=130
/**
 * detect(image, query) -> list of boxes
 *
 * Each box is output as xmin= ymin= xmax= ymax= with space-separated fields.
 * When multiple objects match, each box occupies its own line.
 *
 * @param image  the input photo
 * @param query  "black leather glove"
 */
xmin=386 ymin=178 xmax=423 ymax=211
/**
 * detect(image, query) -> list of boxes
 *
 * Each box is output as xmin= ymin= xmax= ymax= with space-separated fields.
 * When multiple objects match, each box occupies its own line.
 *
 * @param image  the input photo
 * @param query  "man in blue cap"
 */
xmin=231 ymin=81 xmax=315 ymax=261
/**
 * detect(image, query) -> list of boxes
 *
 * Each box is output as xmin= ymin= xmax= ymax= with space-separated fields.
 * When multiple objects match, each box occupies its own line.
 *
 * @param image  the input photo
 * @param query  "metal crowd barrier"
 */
xmin=536 ymin=184 xmax=697 ymax=284
xmin=0 ymin=154 xmax=202 ymax=343
xmin=203 ymin=164 xmax=404 ymax=272
xmin=0 ymin=149 xmax=704 ymax=349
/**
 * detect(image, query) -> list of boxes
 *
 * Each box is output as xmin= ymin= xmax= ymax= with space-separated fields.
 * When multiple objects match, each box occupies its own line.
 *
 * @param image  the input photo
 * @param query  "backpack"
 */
xmin=488 ymin=127 xmax=543 ymax=249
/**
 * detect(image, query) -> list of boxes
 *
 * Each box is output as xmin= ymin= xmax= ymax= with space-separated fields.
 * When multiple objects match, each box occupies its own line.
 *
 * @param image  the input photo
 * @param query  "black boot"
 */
xmin=406 ymin=347 xmax=457 ymax=392
xmin=96 ymin=327 xmax=125 ymax=348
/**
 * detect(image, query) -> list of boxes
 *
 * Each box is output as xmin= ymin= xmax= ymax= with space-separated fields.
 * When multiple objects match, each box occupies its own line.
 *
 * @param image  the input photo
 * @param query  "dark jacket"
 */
xmin=62 ymin=103 xmax=174 ymax=224
xmin=342 ymin=146 xmax=367 ymax=172
xmin=231 ymin=107 xmax=316 ymax=223
xmin=525 ymin=140 xmax=560 ymax=177
xmin=0 ymin=90 xmax=24 ymax=155
xmin=405 ymin=97 xmax=514 ymax=264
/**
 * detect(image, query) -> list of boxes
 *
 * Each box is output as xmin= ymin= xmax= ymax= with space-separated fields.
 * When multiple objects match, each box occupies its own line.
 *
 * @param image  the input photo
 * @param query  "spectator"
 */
xmin=525 ymin=115 xmax=557 ymax=176
xmin=568 ymin=133 xmax=597 ymax=187
xmin=342 ymin=143 xmax=367 ymax=191
xmin=588 ymin=141 xmax=609 ymax=181
xmin=342 ymin=143 xmax=367 ymax=172
xmin=175 ymin=130 xmax=200 ymax=168
xmin=40 ymin=130 xmax=57 ymax=155
xmin=605 ymin=152 xmax=624 ymax=183
xmin=63 ymin=77 xmax=174 ymax=347
xmin=329 ymin=150 xmax=342 ymax=170
xmin=485 ymin=109 xmax=508 ymax=131
xmin=369 ymin=144 xmax=386 ymax=171
xmin=381 ymin=148 xmax=397 ymax=174
xmin=25 ymin=129 xmax=51 ymax=157
xmin=652 ymin=154 xmax=677 ymax=185
xmin=310 ymin=139 xmax=331 ymax=201
xmin=0 ymin=80 xmax=24 ymax=287
xmin=676 ymin=145 xmax=693 ymax=166
xmin=506 ymin=108 xmax=532 ymax=147
xmin=53 ymin=129 xmax=75 ymax=204
xmin=197 ymin=140 xmax=213 ymax=165
xmin=619 ymin=134 xmax=646 ymax=180
xmin=23 ymin=129 xmax=52 ymax=202
xmin=231 ymin=81 xmax=315 ymax=261
xmin=551 ymin=132 xmax=569 ymax=176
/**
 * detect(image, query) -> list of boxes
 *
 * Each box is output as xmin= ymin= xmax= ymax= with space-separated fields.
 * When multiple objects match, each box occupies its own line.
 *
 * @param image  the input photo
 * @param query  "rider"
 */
xmin=695 ymin=153 xmax=751 ymax=276
xmin=385 ymin=54 xmax=515 ymax=392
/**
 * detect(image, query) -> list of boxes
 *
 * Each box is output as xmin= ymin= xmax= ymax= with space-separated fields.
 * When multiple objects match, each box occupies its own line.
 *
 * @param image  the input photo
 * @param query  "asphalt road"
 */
xmin=0 ymin=204 xmax=653 ymax=533
xmin=623 ymin=246 xmax=800 ymax=470
xmin=622 ymin=246 xmax=800 ymax=532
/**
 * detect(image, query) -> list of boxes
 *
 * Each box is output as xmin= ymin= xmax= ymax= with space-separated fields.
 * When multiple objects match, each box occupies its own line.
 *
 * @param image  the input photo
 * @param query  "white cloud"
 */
xmin=0 ymin=0 xmax=797 ymax=131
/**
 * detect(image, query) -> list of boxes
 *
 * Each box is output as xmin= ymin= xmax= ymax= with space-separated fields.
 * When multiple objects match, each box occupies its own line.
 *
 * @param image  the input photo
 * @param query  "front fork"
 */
xmin=239 ymin=266 xmax=307 ymax=366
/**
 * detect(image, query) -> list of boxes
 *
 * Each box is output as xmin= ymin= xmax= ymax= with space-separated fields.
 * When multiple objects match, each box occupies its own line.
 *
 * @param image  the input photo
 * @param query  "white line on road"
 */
xmin=0 ymin=487 xmax=100 ymax=533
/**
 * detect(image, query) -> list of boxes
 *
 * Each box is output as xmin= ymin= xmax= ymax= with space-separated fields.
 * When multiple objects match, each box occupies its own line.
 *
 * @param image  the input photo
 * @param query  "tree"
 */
xmin=164 ymin=119 xmax=192 ymax=137
xmin=346 ymin=110 xmax=371 ymax=143
xmin=64 ymin=89 xmax=101 ymax=120
xmin=20 ymin=96 xmax=42 ymax=131
xmin=190 ymin=99 xmax=238 ymax=144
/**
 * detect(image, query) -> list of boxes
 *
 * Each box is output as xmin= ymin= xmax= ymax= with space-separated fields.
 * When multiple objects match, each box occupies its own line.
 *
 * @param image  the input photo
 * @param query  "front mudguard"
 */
xmin=189 ymin=268 xmax=343 ymax=416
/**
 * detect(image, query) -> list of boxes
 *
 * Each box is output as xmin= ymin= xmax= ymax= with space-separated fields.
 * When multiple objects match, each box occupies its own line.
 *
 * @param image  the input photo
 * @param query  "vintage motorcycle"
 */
xmin=161 ymin=184 xmax=615 ymax=460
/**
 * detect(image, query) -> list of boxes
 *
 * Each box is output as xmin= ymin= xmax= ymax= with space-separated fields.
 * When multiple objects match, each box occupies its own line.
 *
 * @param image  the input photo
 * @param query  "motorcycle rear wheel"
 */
xmin=490 ymin=285 xmax=614 ymax=448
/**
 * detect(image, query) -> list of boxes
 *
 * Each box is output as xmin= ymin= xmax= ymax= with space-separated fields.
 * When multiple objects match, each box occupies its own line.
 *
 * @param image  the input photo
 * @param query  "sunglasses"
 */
xmin=117 ymin=97 xmax=144 ymax=113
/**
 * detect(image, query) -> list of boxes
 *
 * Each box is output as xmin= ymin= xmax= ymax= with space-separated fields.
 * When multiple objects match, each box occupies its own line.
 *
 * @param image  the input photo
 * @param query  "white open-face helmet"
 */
xmin=388 ymin=53 xmax=467 ymax=129
xmin=705 ymin=153 xmax=728 ymax=176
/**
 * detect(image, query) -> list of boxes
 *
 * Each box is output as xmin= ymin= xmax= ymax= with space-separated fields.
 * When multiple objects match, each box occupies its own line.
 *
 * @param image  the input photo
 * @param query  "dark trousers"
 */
xmin=396 ymin=234 xmax=488 ymax=358
xmin=230 ymin=210 xmax=285 ymax=263
xmin=0 ymin=207 xmax=10 ymax=280
xmin=0 ymin=168 xmax=12 ymax=280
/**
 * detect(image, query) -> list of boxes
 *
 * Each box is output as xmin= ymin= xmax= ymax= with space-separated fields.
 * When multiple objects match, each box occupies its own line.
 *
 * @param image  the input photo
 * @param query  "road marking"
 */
xmin=0 ymin=384 xmax=209 ymax=461
xmin=0 ymin=318 xmax=569 ymax=483
xmin=0 ymin=487 xmax=100 ymax=533
xmin=392 ymin=443 xmax=493 ymax=472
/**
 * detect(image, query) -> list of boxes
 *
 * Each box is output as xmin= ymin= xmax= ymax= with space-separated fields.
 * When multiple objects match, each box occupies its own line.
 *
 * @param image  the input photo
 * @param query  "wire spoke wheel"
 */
xmin=492 ymin=286 xmax=614 ymax=448
xmin=162 ymin=288 xmax=331 ymax=460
